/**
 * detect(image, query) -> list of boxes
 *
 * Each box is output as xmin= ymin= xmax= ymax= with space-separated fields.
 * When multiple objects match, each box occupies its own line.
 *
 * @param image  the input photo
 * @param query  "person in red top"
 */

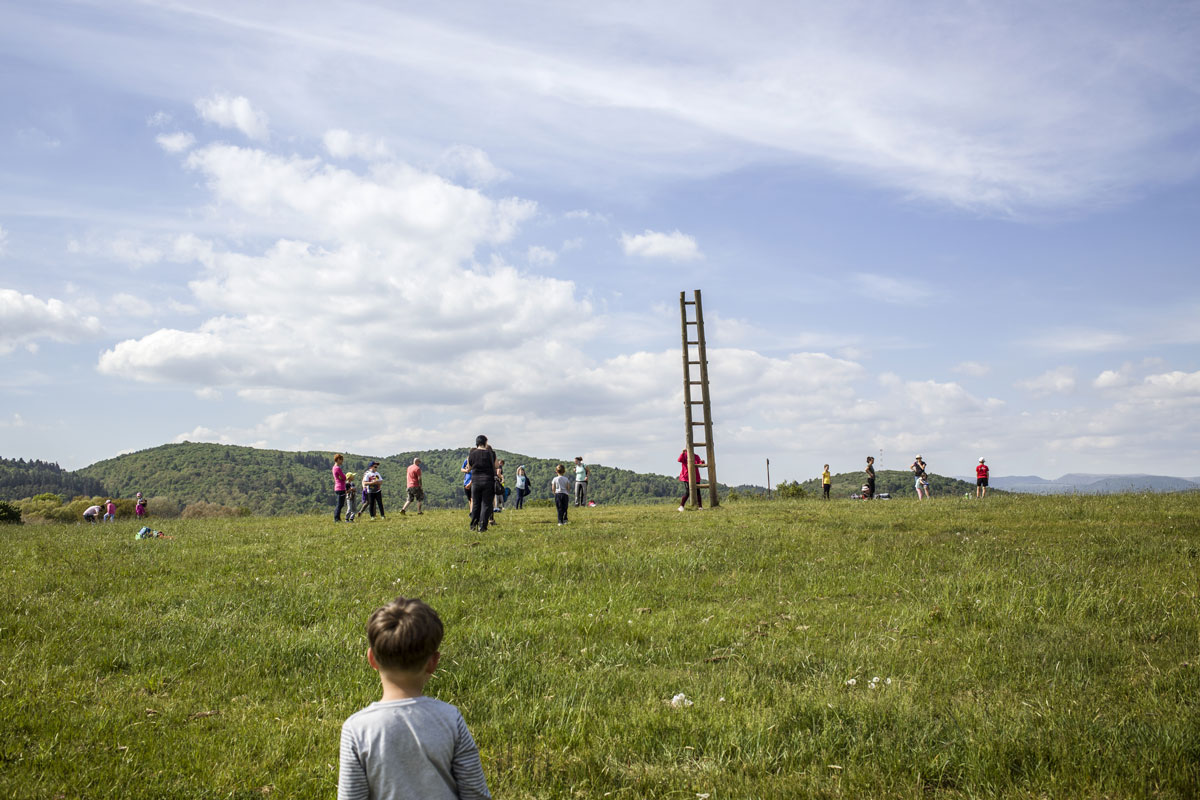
xmin=976 ymin=457 xmax=990 ymax=499
xmin=401 ymin=457 xmax=424 ymax=515
xmin=677 ymin=447 xmax=706 ymax=511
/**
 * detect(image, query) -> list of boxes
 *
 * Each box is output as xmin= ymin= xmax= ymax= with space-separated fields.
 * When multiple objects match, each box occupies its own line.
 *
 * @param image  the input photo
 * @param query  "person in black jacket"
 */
xmin=462 ymin=435 xmax=497 ymax=532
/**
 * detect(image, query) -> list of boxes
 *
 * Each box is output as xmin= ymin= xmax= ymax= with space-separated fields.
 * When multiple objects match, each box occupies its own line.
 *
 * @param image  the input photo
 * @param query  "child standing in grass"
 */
xmin=338 ymin=597 xmax=490 ymax=800
xmin=552 ymin=464 xmax=570 ymax=525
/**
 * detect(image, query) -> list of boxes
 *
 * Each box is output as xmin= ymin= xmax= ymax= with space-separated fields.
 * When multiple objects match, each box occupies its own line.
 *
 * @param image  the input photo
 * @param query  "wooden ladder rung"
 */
xmin=687 ymin=360 xmax=702 ymax=364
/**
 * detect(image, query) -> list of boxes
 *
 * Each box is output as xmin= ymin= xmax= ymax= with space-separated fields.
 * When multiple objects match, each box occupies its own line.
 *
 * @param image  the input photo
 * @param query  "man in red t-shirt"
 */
xmin=400 ymin=457 xmax=424 ymax=515
xmin=976 ymin=458 xmax=990 ymax=499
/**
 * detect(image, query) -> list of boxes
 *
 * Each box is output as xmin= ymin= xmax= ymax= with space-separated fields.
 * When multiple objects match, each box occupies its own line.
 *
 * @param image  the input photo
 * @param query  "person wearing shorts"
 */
xmin=976 ymin=458 xmax=989 ymax=499
xmin=401 ymin=457 xmax=424 ymax=515
xmin=911 ymin=455 xmax=930 ymax=500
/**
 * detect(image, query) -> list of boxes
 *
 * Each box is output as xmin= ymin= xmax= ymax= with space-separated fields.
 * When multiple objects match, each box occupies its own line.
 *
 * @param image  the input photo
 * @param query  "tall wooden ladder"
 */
xmin=679 ymin=289 xmax=719 ymax=508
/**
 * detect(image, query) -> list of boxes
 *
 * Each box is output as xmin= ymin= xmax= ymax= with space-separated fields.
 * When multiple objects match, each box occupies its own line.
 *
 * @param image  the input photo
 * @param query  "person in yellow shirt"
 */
xmin=821 ymin=464 xmax=832 ymax=500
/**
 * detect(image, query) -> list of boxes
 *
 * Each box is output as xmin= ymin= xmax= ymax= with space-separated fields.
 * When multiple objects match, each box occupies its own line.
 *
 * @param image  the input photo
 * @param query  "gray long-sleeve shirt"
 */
xmin=338 ymin=696 xmax=490 ymax=800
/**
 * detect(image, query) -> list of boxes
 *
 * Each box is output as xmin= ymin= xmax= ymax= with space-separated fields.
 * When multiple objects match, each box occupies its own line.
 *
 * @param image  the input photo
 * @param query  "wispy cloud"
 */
xmin=952 ymin=361 xmax=990 ymax=377
xmin=852 ymin=273 xmax=934 ymax=305
xmin=1016 ymin=366 xmax=1077 ymax=397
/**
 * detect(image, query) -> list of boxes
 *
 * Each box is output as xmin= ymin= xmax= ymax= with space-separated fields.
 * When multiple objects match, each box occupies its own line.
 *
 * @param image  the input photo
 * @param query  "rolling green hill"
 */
xmin=6 ymin=442 xmax=695 ymax=515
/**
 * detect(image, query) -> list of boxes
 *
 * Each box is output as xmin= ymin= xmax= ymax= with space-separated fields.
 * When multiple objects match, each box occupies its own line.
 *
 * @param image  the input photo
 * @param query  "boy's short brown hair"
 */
xmin=367 ymin=597 xmax=444 ymax=671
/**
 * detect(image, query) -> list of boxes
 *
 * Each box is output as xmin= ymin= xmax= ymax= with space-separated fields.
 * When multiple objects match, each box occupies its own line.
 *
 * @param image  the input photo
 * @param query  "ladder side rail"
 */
xmin=692 ymin=289 xmax=719 ymax=507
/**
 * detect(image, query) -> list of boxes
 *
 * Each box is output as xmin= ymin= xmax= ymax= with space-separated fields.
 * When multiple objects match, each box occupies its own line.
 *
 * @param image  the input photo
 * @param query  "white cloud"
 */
xmin=879 ymin=373 xmax=1001 ymax=417
xmin=527 ymin=245 xmax=557 ymax=266
xmin=195 ymin=94 xmax=269 ymax=141
xmin=156 ymin=131 xmax=196 ymax=153
xmin=323 ymin=129 xmax=391 ymax=161
xmin=146 ymin=111 xmax=172 ymax=128
xmin=0 ymin=289 xmax=102 ymax=355
xmin=181 ymin=143 xmax=535 ymax=252
xmin=620 ymin=229 xmax=702 ymax=262
xmin=1093 ymin=368 xmax=1129 ymax=389
xmin=1016 ymin=366 xmax=1077 ymax=396
xmin=435 ymin=144 xmax=510 ymax=185
xmin=1137 ymin=369 xmax=1200 ymax=398
xmin=952 ymin=360 xmax=990 ymax=377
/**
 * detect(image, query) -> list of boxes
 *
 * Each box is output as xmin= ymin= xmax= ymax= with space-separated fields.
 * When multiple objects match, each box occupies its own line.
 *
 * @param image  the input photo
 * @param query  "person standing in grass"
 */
xmin=363 ymin=461 xmax=385 ymax=519
xmin=572 ymin=457 xmax=590 ymax=507
xmin=822 ymin=464 xmax=832 ymax=500
xmin=338 ymin=596 xmax=491 ymax=800
xmin=103 ymin=499 xmax=117 ymax=522
xmin=976 ymin=457 xmax=990 ymax=499
xmin=677 ymin=447 xmax=705 ymax=511
xmin=552 ymin=464 xmax=571 ymax=525
xmin=463 ymin=435 xmax=497 ymax=532
xmin=864 ymin=456 xmax=876 ymax=500
xmin=911 ymin=455 xmax=930 ymax=500
xmin=135 ymin=492 xmax=147 ymax=519
xmin=513 ymin=466 xmax=529 ymax=510
xmin=401 ymin=458 xmax=424 ymax=515
xmin=333 ymin=454 xmax=349 ymax=522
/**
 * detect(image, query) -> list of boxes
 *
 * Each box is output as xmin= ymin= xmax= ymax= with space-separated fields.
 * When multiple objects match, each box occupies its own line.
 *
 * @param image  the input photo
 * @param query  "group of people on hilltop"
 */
xmin=331 ymin=439 xmax=592 ymax=529
xmin=837 ymin=454 xmax=990 ymax=500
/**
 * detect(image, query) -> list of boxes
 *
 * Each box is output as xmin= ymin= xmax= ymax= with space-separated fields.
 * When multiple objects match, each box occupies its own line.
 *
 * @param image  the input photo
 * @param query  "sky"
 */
xmin=2 ymin=0 xmax=1199 ymax=485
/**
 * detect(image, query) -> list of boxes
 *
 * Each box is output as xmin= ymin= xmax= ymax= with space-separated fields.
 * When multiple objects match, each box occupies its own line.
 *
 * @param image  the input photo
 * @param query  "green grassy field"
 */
xmin=2 ymin=494 xmax=1198 ymax=799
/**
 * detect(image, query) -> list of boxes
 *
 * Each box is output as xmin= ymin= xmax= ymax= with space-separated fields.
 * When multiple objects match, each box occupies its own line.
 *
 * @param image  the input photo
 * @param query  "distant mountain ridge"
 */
xmin=984 ymin=473 xmax=1200 ymax=495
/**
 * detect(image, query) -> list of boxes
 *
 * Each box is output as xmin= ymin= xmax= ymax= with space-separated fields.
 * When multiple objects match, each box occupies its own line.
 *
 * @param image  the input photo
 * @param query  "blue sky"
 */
xmin=2 ymin=0 xmax=1199 ymax=484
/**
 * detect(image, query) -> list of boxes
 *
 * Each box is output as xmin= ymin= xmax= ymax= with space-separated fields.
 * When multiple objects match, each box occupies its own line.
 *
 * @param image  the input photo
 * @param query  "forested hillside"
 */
xmin=5 ymin=442 xmax=694 ymax=515
xmin=0 ymin=458 xmax=107 ymax=500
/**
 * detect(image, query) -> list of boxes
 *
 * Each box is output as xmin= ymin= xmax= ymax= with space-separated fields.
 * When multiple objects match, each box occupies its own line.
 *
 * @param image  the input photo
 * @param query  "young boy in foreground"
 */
xmin=338 ymin=597 xmax=491 ymax=800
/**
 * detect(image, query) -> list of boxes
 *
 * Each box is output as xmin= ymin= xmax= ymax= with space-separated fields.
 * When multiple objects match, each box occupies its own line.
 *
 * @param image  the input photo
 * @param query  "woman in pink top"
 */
xmin=677 ymin=448 xmax=706 ymax=511
xmin=332 ymin=454 xmax=349 ymax=522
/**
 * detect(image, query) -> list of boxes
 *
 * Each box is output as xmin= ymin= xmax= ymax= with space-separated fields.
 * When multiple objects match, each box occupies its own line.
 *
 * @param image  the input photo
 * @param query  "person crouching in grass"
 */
xmin=338 ymin=597 xmax=490 ymax=800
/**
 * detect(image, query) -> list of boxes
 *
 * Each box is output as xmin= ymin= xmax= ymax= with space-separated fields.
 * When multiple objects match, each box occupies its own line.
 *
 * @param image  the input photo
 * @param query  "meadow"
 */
xmin=2 ymin=494 xmax=1198 ymax=799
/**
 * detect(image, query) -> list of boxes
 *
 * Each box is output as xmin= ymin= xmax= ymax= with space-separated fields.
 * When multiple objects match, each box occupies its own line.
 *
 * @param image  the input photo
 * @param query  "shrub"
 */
xmin=0 ymin=500 xmax=22 ymax=524
xmin=775 ymin=480 xmax=807 ymax=500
